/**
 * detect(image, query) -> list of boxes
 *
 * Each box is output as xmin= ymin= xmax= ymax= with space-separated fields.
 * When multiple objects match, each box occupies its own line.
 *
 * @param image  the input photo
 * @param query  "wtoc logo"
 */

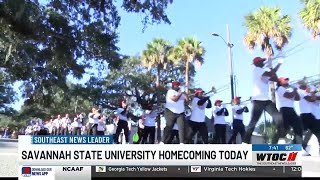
xmin=255 ymin=152 xmax=298 ymax=165
xmin=190 ymin=166 xmax=201 ymax=172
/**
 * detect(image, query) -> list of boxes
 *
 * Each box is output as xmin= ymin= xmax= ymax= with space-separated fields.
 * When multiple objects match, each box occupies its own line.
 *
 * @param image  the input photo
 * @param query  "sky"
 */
xmin=11 ymin=0 xmax=320 ymax=126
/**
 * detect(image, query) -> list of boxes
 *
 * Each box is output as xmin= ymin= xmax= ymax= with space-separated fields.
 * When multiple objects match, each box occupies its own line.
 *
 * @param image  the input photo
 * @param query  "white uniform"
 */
xmin=190 ymin=97 xmax=208 ymax=123
xmin=213 ymin=106 xmax=227 ymax=125
xmin=165 ymin=89 xmax=186 ymax=114
xmin=252 ymin=67 xmax=271 ymax=101
xmin=97 ymin=121 xmax=106 ymax=132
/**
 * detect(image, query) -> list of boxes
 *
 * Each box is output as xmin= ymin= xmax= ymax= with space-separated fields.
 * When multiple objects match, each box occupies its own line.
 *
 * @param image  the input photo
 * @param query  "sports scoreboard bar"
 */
xmin=92 ymin=166 xmax=302 ymax=177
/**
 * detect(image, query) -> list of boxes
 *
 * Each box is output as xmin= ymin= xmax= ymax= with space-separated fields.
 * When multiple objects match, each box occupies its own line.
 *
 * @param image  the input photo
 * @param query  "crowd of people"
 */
xmin=16 ymin=56 xmax=320 ymax=156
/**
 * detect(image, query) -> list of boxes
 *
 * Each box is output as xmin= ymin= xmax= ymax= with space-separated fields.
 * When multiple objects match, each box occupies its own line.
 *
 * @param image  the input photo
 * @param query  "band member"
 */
xmin=97 ymin=118 xmax=106 ymax=135
xmin=142 ymin=104 xmax=157 ymax=144
xmin=213 ymin=100 xmax=229 ymax=144
xmin=72 ymin=114 xmax=82 ymax=135
xmin=228 ymin=96 xmax=249 ymax=144
xmin=114 ymin=100 xmax=130 ymax=144
xmin=61 ymin=114 xmax=71 ymax=135
xmin=32 ymin=121 xmax=41 ymax=135
xmin=88 ymin=107 xmax=101 ymax=135
xmin=53 ymin=115 xmax=62 ymax=135
xmin=275 ymin=77 xmax=303 ymax=145
xmin=302 ymin=85 xmax=320 ymax=155
xmin=186 ymin=88 xmax=212 ymax=144
xmin=162 ymin=81 xmax=188 ymax=144
xmin=298 ymin=83 xmax=320 ymax=154
xmin=168 ymin=123 xmax=180 ymax=144
xmin=243 ymin=57 xmax=285 ymax=144
xmin=46 ymin=119 xmax=53 ymax=135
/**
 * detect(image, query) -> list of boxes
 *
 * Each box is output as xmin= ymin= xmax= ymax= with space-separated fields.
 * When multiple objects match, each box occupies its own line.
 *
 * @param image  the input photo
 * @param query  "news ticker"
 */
xmin=19 ymin=165 xmax=302 ymax=179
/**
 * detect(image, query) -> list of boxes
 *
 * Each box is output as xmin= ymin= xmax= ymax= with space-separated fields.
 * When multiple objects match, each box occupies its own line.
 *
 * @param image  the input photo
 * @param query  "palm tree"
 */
xmin=299 ymin=0 xmax=320 ymax=39
xmin=243 ymin=6 xmax=292 ymax=102
xmin=141 ymin=38 xmax=173 ymax=143
xmin=170 ymin=37 xmax=205 ymax=94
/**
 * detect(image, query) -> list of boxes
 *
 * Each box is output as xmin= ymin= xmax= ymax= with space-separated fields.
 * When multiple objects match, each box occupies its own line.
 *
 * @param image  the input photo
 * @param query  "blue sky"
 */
xmin=115 ymin=0 xmax=320 ymax=125
xmin=12 ymin=0 xmax=320 ymax=126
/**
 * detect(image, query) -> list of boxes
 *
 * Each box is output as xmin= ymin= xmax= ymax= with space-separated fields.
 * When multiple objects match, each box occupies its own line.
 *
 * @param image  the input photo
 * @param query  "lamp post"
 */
xmin=211 ymin=24 xmax=235 ymax=101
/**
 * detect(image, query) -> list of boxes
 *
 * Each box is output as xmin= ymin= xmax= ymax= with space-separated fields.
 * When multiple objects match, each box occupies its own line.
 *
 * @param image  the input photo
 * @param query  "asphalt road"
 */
xmin=0 ymin=140 xmax=18 ymax=177
xmin=0 ymin=140 xmax=319 ymax=177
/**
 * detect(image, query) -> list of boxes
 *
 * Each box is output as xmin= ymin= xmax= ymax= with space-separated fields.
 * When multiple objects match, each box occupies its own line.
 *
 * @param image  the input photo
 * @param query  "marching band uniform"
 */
xmin=187 ymin=88 xmax=212 ymax=144
xmin=88 ymin=108 xmax=100 ymax=135
xmin=52 ymin=115 xmax=62 ymax=135
xmin=162 ymin=81 xmax=188 ymax=144
xmin=275 ymin=77 xmax=303 ymax=145
xmin=168 ymin=123 xmax=180 ymax=144
xmin=228 ymin=96 xmax=249 ymax=144
xmin=61 ymin=114 xmax=71 ymax=135
xmin=243 ymin=57 xmax=284 ymax=144
xmin=213 ymin=100 xmax=229 ymax=144
xmin=32 ymin=122 xmax=40 ymax=135
xmin=72 ymin=115 xmax=82 ymax=135
xmin=142 ymin=105 xmax=157 ymax=144
xmin=97 ymin=119 xmax=106 ymax=135
xmin=114 ymin=100 xmax=130 ymax=144
xmin=298 ymin=85 xmax=320 ymax=153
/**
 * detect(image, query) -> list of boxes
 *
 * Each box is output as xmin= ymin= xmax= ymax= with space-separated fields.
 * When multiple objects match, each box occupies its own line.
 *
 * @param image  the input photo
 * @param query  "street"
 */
xmin=0 ymin=140 xmax=18 ymax=177
xmin=0 ymin=139 xmax=319 ymax=177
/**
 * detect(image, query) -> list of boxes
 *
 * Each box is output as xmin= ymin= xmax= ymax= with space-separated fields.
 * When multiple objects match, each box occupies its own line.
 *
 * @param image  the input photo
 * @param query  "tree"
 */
xmin=18 ymin=82 xmax=94 ymax=120
xmin=141 ymin=38 xmax=174 ymax=142
xmin=142 ymin=38 xmax=174 ymax=87
xmin=243 ymin=6 xmax=292 ymax=102
xmin=0 ymin=71 xmax=16 ymax=115
xmin=170 ymin=37 xmax=205 ymax=94
xmin=257 ymin=120 xmax=277 ymax=144
xmin=299 ymin=0 xmax=320 ymax=39
xmin=0 ymin=0 xmax=173 ymax=110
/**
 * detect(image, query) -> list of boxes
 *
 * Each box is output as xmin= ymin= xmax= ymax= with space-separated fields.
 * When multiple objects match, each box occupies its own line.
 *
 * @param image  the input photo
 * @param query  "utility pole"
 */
xmin=226 ymin=24 xmax=235 ymax=101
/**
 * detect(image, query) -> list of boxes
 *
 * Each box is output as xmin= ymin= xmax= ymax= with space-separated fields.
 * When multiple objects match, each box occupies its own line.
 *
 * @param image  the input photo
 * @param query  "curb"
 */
xmin=0 ymin=138 xmax=18 ymax=143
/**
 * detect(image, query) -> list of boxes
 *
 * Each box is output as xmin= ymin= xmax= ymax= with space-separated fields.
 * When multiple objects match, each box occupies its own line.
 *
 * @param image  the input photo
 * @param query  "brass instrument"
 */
xmin=184 ymin=86 xmax=217 ymax=117
xmin=221 ymin=97 xmax=252 ymax=106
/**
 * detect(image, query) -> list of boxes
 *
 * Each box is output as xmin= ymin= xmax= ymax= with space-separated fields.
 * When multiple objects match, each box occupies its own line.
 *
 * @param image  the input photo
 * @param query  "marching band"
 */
xmin=22 ymin=56 xmax=320 ymax=156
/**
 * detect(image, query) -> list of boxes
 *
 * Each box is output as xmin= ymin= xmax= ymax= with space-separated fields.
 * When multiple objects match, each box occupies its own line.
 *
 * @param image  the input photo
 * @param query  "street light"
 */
xmin=211 ymin=33 xmax=234 ymax=48
xmin=211 ymin=24 xmax=235 ymax=101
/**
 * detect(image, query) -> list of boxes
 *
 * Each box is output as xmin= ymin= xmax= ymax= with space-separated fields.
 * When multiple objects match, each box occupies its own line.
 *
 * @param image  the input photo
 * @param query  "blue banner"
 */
xmin=252 ymin=144 xmax=302 ymax=151
xmin=31 ymin=135 xmax=113 ymax=144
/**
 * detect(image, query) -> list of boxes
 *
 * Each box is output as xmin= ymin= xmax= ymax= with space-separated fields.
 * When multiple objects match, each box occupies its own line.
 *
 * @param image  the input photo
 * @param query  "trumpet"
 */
xmin=188 ymin=86 xmax=217 ymax=98
xmin=184 ymin=86 xmax=217 ymax=116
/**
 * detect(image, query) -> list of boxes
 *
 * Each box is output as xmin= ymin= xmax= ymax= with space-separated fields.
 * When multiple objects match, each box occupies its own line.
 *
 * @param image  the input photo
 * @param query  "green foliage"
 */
xmin=0 ymin=0 xmax=173 ymax=115
xmin=142 ymin=38 xmax=174 ymax=72
xmin=257 ymin=120 xmax=277 ymax=144
xmin=0 ymin=71 xmax=16 ymax=114
xmin=169 ymin=37 xmax=205 ymax=92
xmin=243 ymin=6 xmax=292 ymax=57
xmin=0 ymin=114 xmax=26 ymax=129
xmin=299 ymin=0 xmax=320 ymax=38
